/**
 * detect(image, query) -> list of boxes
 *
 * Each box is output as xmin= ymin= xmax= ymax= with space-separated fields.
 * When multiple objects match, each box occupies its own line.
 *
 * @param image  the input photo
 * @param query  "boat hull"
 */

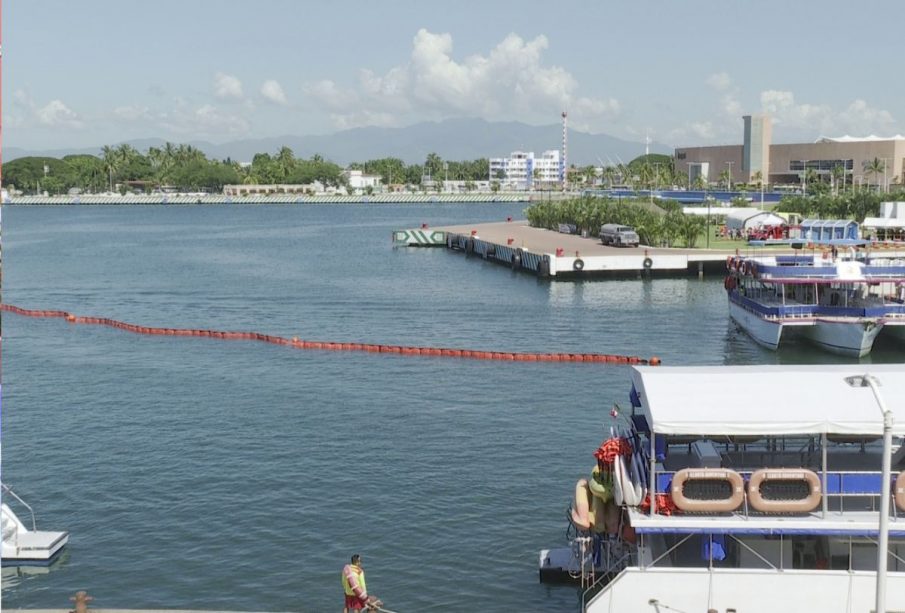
xmin=803 ymin=319 xmax=883 ymax=357
xmin=883 ymin=320 xmax=905 ymax=343
xmin=728 ymin=300 xmax=783 ymax=350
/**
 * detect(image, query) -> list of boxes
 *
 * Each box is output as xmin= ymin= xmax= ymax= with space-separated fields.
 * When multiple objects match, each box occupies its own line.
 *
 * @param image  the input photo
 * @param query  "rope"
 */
xmin=1 ymin=303 xmax=662 ymax=366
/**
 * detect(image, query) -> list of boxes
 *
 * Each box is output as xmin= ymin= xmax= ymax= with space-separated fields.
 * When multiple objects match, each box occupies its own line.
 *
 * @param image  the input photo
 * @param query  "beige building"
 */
xmin=675 ymin=115 xmax=905 ymax=190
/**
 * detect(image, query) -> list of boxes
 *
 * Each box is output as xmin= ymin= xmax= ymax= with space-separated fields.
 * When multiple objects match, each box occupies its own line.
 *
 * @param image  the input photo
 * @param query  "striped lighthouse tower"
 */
xmin=561 ymin=111 xmax=568 ymax=190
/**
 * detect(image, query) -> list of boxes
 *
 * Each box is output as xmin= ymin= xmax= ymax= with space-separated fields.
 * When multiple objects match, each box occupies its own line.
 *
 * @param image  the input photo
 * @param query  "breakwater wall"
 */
xmin=5 ymin=193 xmax=531 ymax=205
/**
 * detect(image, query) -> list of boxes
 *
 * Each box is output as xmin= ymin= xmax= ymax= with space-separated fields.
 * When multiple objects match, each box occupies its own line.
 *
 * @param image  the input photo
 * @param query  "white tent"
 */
xmin=630 ymin=364 xmax=905 ymax=436
xmin=724 ymin=208 xmax=786 ymax=232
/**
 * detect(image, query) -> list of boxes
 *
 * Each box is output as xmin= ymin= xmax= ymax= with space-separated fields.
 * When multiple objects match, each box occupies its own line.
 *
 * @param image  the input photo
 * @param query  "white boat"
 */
xmin=541 ymin=364 xmax=905 ymax=612
xmin=2 ymin=484 xmax=69 ymax=566
xmin=724 ymin=252 xmax=905 ymax=356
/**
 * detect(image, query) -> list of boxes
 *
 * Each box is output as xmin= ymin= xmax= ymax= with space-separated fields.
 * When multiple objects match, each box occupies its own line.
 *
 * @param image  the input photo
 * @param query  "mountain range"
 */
xmin=5 ymin=118 xmax=671 ymax=166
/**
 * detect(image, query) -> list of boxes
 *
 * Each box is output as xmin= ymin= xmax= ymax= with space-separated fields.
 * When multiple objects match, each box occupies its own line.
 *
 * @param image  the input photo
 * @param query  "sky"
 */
xmin=4 ymin=0 xmax=905 ymax=151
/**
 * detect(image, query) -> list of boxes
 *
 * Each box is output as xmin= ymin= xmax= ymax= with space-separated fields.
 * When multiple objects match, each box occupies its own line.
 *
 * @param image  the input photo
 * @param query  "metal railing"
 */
xmin=1 ymin=483 xmax=37 ymax=531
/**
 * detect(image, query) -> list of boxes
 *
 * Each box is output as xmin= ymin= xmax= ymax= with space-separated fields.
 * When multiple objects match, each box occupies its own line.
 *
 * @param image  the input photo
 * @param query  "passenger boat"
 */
xmin=539 ymin=364 xmax=905 ymax=612
xmin=724 ymin=251 xmax=905 ymax=356
xmin=1 ymin=484 xmax=69 ymax=566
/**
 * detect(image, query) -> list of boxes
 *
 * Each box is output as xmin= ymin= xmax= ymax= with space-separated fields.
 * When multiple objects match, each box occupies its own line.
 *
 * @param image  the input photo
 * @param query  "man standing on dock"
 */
xmin=342 ymin=554 xmax=382 ymax=612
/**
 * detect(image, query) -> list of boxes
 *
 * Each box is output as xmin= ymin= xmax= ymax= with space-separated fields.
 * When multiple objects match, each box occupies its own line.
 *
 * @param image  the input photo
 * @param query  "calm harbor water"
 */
xmin=3 ymin=203 xmax=903 ymax=612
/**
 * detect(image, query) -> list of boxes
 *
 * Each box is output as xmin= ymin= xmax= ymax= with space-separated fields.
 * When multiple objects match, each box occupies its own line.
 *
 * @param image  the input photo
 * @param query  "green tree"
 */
xmin=864 ymin=157 xmax=886 ymax=191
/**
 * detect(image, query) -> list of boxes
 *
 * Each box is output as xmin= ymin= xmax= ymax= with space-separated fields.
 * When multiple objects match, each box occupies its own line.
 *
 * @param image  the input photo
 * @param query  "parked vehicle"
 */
xmin=599 ymin=224 xmax=640 ymax=247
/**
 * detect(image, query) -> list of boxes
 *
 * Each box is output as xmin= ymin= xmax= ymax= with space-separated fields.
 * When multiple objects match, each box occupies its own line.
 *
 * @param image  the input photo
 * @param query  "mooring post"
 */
xmin=70 ymin=591 xmax=93 ymax=613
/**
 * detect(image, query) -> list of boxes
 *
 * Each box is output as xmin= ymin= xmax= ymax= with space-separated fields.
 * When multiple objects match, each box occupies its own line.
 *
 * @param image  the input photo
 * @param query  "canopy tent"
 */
xmin=724 ymin=209 xmax=786 ymax=232
xmin=800 ymin=219 xmax=860 ymax=242
xmin=630 ymin=364 xmax=905 ymax=436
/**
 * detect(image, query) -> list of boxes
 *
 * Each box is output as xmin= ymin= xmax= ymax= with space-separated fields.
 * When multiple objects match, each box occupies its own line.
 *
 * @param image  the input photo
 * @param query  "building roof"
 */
xmin=815 ymin=134 xmax=905 ymax=143
xmin=862 ymin=217 xmax=905 ymax=229
xmin=630 ymin=364 xmax=905 ymax=436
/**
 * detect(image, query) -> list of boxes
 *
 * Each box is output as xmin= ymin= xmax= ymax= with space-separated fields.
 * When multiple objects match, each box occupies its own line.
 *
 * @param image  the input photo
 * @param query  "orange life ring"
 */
xmin=747 ymin=469 xmax=821 ymax=513
xmin=895 ymin=472 xmax=905 ymax=512
xmin=670 ymin=468 xmax=745 ymax=513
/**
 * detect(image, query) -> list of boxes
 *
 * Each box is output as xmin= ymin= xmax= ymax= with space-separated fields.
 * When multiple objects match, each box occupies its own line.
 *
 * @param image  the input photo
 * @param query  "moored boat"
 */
xmin=724 ymin=252 xmax=905 ymax=356
xmin=541 ymin=364 xmax=905 ymax=612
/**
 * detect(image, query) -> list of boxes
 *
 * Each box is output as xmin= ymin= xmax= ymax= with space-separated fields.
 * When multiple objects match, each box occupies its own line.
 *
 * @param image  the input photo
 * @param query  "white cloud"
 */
xmin=706 ymin=72 xmax=732 ymax=91
xmin=156 ymin=98 xmax=250 ymax=136
xmin=35 ymin=99 xmax=84 ymax=129
xmin=213 ymin=72 xmax=244 ymax=99
xmin=260 ymin=80 xmax=288 ymax=105
xmin=304 ymin=29 xmax=619 ymax=129
xmin=666 ymin=121 xmax=716 ymax=144
xmin=113 ymin=105 xmax=151 ymax=121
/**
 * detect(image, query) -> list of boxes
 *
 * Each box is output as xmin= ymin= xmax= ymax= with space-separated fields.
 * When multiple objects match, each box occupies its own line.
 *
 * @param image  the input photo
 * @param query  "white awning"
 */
xmin=631 ymin=364 xmax=905 ymax=436
xmin=863 ymin=217 xmax=905 ymax=229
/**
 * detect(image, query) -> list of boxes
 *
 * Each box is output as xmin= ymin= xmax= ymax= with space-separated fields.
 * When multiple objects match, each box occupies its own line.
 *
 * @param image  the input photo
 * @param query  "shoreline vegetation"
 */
xmin=526 ymin=192 xmax=898 ymax=249
xmin=2 ymin=143 xmax=495 ymax=197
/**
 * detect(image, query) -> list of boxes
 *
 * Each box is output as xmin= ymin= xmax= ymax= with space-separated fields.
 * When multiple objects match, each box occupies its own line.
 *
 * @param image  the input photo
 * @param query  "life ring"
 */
xmin=643 ymin=257 xmax=653 ymax=269
xmin=747 ymin=469 xmax=821 ymax=513
xmin=573 ymin=258 xmax=585 ymax=271
xmin=895 ymin=472 xmax=905 ymax=512
xmin=571 ymin=478 xmax=592 ymax=531
xmin=589 ymin=466 xmax=613 ymax=502
xmin=670 ymin=468 xmax=745 ymax=513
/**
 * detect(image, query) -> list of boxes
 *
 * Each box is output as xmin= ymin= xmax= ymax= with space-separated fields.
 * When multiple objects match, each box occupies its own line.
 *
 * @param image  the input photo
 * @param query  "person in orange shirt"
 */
xmin=341 ymin=554 xmax=381 ymax=612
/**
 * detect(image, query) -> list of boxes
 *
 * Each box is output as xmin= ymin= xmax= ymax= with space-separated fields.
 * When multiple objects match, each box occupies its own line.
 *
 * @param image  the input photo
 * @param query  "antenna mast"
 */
xmin=561 ymin=111 xmax=568 ymax=190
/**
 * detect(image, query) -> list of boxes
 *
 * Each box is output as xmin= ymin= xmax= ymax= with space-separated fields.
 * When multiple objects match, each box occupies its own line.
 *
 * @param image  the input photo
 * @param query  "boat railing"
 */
xmin=1 ymin=483 xmax=37 ymax=531
xmin=732 ymin=292 xmax=904 ymax=319
xmin=579 ymin=549 xmax=635 ymax=610
xmin=652 ymin=469 xmax=901 ymax=520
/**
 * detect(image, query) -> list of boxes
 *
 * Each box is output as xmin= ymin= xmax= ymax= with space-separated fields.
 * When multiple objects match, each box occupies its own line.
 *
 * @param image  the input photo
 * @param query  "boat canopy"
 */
xmin=630 ymin=364 xmax=905 ymax=437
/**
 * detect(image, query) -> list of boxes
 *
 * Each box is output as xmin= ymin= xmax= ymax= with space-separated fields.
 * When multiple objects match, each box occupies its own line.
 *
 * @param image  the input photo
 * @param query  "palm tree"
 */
xmin=101 ymin=145 xmax=119 ymax=192
xmin=718 ymin=169 xmax=731 ymax=189
xmin=276 ymin=146 xmax=295 ymax=181
xmin=830 ymin=165 xmax=844 ymax=195
xmin=864 ymin=157 xmax=886 ymax=191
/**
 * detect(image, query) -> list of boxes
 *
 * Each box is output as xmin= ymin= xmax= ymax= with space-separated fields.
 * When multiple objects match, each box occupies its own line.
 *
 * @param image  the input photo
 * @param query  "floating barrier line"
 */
xmin=0 ymin=304 xmax=661 ymax=366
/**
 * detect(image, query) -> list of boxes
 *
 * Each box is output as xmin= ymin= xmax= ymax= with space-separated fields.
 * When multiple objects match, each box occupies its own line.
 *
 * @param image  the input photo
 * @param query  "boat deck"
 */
xmin=628 ymin=507 xmax=905 ymax=536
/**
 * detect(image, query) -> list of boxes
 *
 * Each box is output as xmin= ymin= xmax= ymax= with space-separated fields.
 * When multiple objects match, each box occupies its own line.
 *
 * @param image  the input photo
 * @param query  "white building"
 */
xmin=489 ymin=150 xmax=562 ymax=190
xmin=342 ymin=169 xmax=383 ymax=191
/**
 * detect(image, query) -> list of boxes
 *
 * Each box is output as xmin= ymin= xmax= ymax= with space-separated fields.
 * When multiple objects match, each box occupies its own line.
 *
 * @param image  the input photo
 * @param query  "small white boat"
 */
xmin=2 ymin=485 xmax=69 ymax=566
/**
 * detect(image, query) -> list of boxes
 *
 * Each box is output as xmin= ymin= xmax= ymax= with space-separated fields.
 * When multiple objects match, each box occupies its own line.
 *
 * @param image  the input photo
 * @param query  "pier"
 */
xmin=396 ymin=220 xmax=905 ymax=278
xmin=407 ymin=220 xmax=748 ymax=278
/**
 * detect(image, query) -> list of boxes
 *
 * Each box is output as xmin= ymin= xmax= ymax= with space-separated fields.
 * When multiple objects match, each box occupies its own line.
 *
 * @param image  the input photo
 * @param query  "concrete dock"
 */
xmin=437 ymin=220 xmax=748 ymax=278
xmin=396 ymin=220 xmax=905 ymax=278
